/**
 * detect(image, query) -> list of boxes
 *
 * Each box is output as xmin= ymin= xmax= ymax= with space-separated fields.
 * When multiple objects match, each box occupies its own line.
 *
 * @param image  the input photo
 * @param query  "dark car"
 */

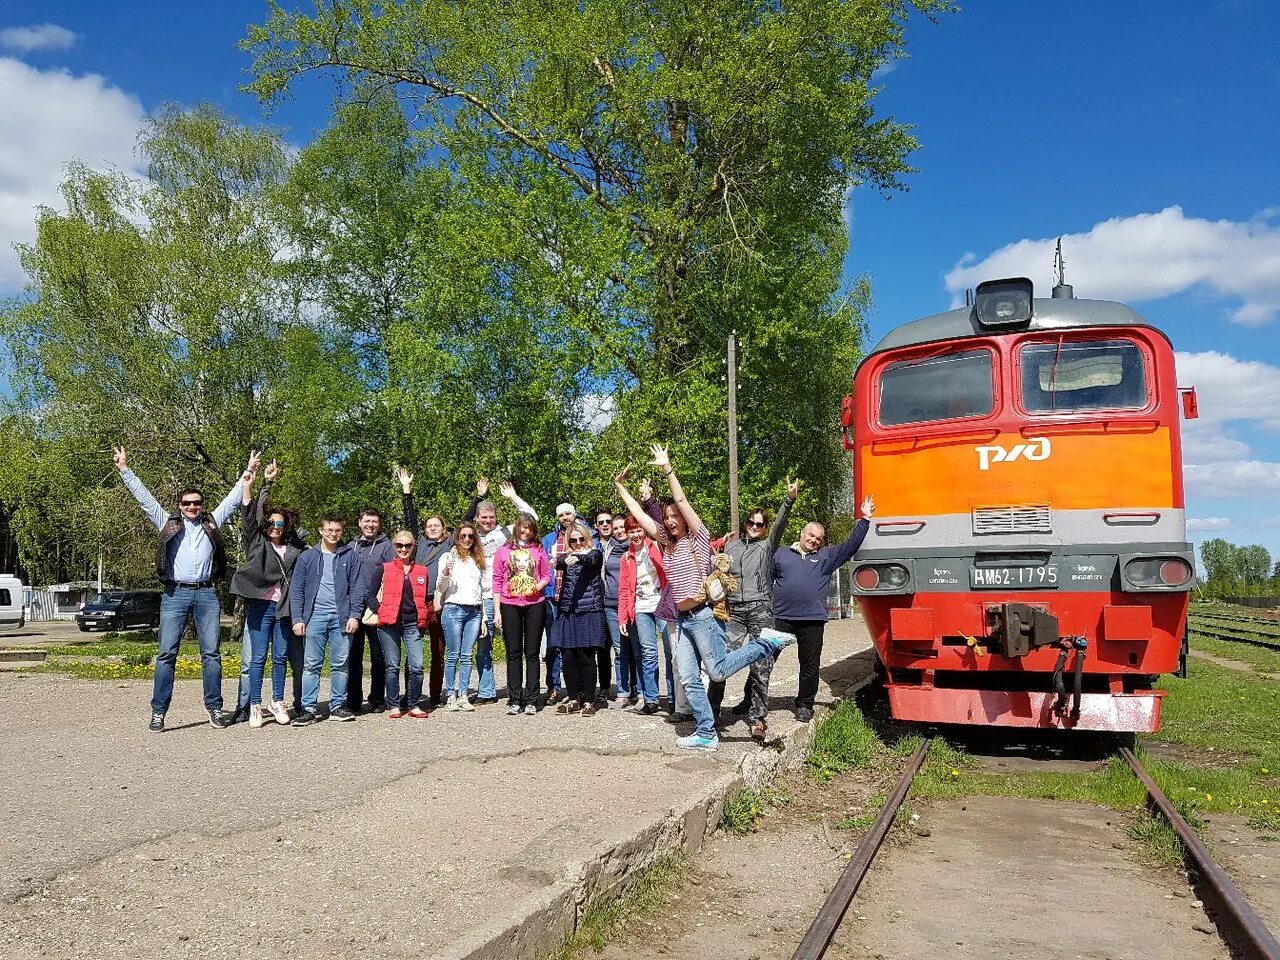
xmin=75 ymin=591 xmax=162 ymax=632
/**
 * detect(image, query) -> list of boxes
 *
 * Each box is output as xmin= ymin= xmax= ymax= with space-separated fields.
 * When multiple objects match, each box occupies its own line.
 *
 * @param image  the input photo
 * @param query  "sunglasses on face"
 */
xmin=457 ymin=533 xmax=475 ymax=541
xmin=394 ymin=543 xmax=414 ymax=550
xmin=569 ymin=537 xmax=586 ymax=545
xmin=746 ymin=520 xmax=765 ymax=528
xmin=596 ymin=519 xmax=611 ymax=525
xmin=180 ymin=499 xmax=204 ymax=508
xmin=270 ymin=521 xmax=286 ymax=529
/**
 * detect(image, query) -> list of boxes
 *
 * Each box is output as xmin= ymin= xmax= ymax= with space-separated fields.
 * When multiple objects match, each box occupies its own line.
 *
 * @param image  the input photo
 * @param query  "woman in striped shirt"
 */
xmin=615 ymin=445 xmax=795 ymax=752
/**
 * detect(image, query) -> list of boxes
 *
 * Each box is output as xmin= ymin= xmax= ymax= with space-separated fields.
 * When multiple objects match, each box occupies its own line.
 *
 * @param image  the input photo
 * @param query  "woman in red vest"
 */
xmin=359 ymin=529 xmax=432 ymax=718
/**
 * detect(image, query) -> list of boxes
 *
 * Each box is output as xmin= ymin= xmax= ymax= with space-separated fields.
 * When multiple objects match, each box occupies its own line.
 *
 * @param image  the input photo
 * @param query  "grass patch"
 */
xmin=720 ymin=785 xmax=790 ymax=835
xmin=555 ymin=853 xmax=689 ymax=960
xmin=1188 ymin=630 xmax=1280 ymax=674
xmin=837 ymin=794 xmax=886 ymax=830
xmin=806 ymin=699 xmax=882 ymax=781
xmin=1128 ymin=811 xmax=1187 ymax=868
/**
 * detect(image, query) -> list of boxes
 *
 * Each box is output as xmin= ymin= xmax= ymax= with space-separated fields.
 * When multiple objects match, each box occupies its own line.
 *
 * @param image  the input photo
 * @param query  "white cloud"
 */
xmin=1185 ymin=461 xmax=1280 ymax=499
xmin=1186 ymin=517 xmax=1236 ymax=532
xmin=575 ymin=392 xmax=616 ymax=435
xmin=1174 ymin=350 xmax=1280 ymax=465
xmin=0 ymin=57 xmax=147 ymax=288
xmin=0 ymin=24 xmax=77 ymax=53
xmin=946 ymin=206 xmax=1280 ymax=326
xmin=870 ymin=60 xmax=898 ymax=82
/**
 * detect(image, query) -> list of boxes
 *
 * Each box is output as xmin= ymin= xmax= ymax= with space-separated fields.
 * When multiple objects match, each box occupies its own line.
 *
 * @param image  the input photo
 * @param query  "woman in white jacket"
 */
xmin=436 ymin=520 xmax=488 ymax=711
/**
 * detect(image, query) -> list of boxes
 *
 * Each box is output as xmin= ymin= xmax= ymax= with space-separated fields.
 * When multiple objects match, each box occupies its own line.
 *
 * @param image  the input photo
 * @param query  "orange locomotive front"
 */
xmin=844 ymin=278 xmax=1195 ymax=732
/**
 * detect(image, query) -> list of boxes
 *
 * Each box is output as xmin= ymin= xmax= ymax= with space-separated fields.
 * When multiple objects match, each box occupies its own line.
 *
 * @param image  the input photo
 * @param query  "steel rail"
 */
xmin=1189 ymin=623 xmax=1280 ymax=653
xmin=1120 ymin=747 xmax=1280 ymax=960
xmin=791 ymin=738 xmax=930 ymax=960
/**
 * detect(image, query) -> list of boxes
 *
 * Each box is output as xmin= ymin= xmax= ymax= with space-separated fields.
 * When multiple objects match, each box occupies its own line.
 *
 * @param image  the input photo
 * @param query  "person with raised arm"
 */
xmin=771 ymin=497 xmax=876 ymax=722
xmin=463 ymin=477 xmax=538 ymax=704
xmin=231 ymin=459 xmax=304 ymax=728
xmin=492 ymin=514 xmax=552 ymax=715
xmin=400 ymin=468 xmax=453 ymax=707
xmin=114 ymin=445 xmax=249 ymax=732
xmin=614 ymin=446 xmax=796 ymax=752
xmin=707 ymin=477 xmax=799 ymax=741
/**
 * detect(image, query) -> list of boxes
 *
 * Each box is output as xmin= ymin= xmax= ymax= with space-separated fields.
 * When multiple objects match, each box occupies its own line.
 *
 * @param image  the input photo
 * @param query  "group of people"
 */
xmin=115 ymin=443 xmax=873 ymax=752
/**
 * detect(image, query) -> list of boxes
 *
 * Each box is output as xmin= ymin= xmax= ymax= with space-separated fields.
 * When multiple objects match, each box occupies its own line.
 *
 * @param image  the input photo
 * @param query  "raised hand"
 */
xmin=498 ymin=480 xmax=516 ymax=499
xmin=476 ymin=477 xmax=490 ymax=496
xmin=112 ymin=446 xmax=128 ymax=471
xmin=397 ymin=466 xmax=413 ymax=493
xmin=264 ymin=459 xmax=279 ymax=482
xmin=639 ymin=476 xmax=653 ymax=501
xmin=860 ymin=495 xmax=876 ymax=520
xmin=245 ymin=450 xmax=262 ymax=475
xmin=787 ymin=475 xmax=799 ymax=500
xmin=648 ymin=444 xmax=671 ymax=470
xmin=614 ymin=464 xmax=631 ymax=487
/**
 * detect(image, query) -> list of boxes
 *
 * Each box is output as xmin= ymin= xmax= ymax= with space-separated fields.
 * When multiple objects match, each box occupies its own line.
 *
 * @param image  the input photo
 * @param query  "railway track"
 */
xmin=791 ymin=740 xmax=1280 ymax=960
xmin=1189 ymin=612 xmax=1280 ymax=653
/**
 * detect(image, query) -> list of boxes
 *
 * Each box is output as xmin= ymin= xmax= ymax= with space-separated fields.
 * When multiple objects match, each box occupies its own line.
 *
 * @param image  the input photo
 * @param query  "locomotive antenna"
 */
xmin=1052 ymin=238 xmax=1074 ymax=299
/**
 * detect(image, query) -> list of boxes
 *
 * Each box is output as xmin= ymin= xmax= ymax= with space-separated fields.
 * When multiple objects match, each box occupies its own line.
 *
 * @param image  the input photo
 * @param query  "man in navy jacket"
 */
xmin=770 ymin=495 xmax=875 ymax=722
xmin=288 ymin=514 xmax=363 ymax=725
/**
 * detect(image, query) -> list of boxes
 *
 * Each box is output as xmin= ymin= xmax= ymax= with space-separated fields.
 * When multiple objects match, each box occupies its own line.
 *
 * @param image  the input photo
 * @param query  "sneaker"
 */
xmin=676 ymin=732 xmax=719 ymax=752
xmin=148 ymin=712 xmax=165 ymax=733
xmin=269 ymin=701 xmax=292 ymax=726
xmin=506 ymin=703 xmax=521 ymax=715
xmin=555 ymin=702 xmax=571 ymax=715
xmin=459 ymin=699 xmax=475 ymax=712
xmin=613 ymin=696 xmax=629 ymax=709
xmin=750 ymin=720 xmax=768 ymax=742
xmin=524 ymin=703 xmax=537 ymax=715
xmin=208 ymin=709 xmax=232 ymax=729
xmin=330 ymin=706 xmax=357 ymax=722
xmin=640 ymin=703 xmax=661 ymax=716
xmin=388 ymin=707 xmax=403 ymax=719
xmin=446 ymin=696 xmax=461 ymax=712
xmin=475 ymin=697 xmax=499 ymax=706
xmin=228 ymin=708 xmax=249 ymax=726
xmin=292 ymin=709 xmax=317 ymax=727
xmin=406 ymin=707 xmax=429 ymax=719
xmin=759 ymin=627 xmax=798 ymax=653
xmin=665 ymin=711 xmax=694 ymax=724
xmin=248 ymin=704 xmax=265 ymax=729
xmin=366 ymin=700 xmax=388 ymax=713
xmin=582 ymin=703 xmax=598 ymax=717
xmin=546 ymin=689 xmax=563 ymax=706
xmin=795 ymin=706 xmax=814 ymax=723
xmin=730 ymin=700 xmax=750 ymax=716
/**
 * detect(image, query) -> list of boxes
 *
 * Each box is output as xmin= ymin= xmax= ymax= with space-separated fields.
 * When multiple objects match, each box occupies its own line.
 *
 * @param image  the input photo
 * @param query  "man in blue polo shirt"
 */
xmin=116 ymin=445 xmax=251 ymax=732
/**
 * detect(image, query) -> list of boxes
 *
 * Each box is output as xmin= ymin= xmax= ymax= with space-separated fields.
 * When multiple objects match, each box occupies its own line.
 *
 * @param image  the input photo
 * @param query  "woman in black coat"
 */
xmin=550 ymin=522 xmax=607 ymax=715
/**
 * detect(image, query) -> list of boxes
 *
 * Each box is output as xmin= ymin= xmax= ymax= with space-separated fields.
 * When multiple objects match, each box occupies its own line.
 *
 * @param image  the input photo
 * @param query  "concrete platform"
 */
xmin=0 ymin=616 xmax=874 ymax=960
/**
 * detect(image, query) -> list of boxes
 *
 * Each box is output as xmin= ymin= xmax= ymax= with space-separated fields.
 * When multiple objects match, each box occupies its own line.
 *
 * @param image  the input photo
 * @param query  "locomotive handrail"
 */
xmin=1017 ymin=418 xmax=1161 ymax=436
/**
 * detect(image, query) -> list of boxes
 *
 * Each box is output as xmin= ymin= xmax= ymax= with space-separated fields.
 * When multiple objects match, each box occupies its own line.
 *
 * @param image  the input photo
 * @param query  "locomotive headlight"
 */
xmin=974 ymin=277 xmax=1034 ymax=328
xmin=1123 ymin=556 xmax=1193 ymax=590
xmin=881 ymin=564 xmax=910 ymax=588
xmin=853 ymin=563 xmax=912 ymax=593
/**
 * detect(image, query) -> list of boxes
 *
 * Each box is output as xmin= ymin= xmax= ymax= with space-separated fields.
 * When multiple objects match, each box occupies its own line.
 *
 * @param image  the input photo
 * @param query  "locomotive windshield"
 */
xmin=878 ymin=349 xmax=994 ymax=426
xmin=1019 ymin=339 xmax=1147 ymax=412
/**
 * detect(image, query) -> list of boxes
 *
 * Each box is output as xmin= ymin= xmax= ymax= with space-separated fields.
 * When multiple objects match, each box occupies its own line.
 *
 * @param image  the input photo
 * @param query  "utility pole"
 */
xmin=727 ymin=331 xmax=740 ymax=537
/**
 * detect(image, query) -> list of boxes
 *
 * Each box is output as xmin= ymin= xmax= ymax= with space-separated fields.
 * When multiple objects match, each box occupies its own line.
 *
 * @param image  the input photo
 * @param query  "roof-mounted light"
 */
xmin=974 ymin=277 xmax=1034 ymax=328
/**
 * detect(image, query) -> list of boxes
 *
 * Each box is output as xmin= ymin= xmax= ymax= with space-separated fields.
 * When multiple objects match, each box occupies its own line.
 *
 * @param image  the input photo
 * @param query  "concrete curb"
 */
xmin=446 ymin=648 xmax=877 ymax=960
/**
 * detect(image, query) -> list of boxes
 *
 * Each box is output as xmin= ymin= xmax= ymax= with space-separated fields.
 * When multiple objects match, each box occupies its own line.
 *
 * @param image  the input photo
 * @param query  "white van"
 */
xmin=0 ymin=575 xmax=26 ymax=629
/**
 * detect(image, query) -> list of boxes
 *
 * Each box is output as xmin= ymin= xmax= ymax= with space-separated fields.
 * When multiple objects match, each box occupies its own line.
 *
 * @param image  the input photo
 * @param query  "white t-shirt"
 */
xmin=437 ymin=550 xmax=484 ymax=606
xmin=478 ymin=527 xmax=507 ymax=598
xmin=634 ymin=545 xmax=661 ymax=615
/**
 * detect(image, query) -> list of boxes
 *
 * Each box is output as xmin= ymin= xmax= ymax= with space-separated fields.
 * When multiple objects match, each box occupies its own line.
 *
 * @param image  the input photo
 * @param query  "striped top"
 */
xmin=656 ymin=523 xmax=711 ymax=606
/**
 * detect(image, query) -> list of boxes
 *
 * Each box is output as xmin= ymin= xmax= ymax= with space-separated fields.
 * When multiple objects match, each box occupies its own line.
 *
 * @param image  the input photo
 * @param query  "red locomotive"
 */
xmin=842 ymin=276 xmax=1195 ymax=732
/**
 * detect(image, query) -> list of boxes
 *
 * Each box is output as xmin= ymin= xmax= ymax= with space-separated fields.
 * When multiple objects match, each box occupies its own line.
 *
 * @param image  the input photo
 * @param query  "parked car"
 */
xmin=0 ymin=575 xmax=26 ymax=629
xmin=75 ymin=591 xmax=162 ymax=632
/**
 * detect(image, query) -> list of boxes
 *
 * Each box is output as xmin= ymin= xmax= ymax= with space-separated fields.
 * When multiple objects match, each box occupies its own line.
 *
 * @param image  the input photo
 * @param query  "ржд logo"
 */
xmin=975 ymin=437 xmax=1052 ymax=471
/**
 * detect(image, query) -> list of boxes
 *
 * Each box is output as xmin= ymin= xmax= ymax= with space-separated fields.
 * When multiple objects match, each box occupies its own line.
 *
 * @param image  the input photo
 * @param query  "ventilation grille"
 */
xmin=972 ymin=505 xmax=1052 ymax=535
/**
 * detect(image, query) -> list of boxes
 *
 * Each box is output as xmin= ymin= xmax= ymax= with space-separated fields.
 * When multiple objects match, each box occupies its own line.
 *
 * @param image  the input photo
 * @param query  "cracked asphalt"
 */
xmin=0 ymin=618 xmax=871 ymax=960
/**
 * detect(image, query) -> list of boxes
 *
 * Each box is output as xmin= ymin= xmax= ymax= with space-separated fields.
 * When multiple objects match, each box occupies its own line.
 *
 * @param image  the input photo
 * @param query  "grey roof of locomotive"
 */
xmin=868 ymin=298 xmax=1165 ymax=356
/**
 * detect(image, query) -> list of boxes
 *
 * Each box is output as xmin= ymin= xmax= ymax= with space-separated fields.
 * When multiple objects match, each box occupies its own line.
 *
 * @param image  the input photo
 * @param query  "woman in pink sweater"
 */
xmin=491 ymin=514 xmax=551 ymax=715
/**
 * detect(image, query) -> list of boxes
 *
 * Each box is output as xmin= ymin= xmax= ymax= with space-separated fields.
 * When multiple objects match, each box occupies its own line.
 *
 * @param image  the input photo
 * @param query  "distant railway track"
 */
xmin=1189 ymin=612 xmax=1280 ymax=653
xmin=791 ymin=740 xmax=1280 ymax=960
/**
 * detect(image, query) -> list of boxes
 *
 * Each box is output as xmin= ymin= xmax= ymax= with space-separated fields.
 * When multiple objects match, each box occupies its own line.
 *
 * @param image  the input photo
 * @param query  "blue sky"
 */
xmin=2 ymin=2 xmax=1279 ymax=561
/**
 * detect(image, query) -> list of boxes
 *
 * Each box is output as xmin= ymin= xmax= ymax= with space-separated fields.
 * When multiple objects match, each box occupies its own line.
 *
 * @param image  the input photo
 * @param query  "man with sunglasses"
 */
xmin=115 ymin=445 xmax=252 ymax=732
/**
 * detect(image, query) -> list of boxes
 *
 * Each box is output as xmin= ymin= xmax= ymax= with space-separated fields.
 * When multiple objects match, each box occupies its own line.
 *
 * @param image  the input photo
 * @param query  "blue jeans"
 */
xmin=301 ymin=613 xmax=351 ymax=712
xmin=238 ymin=617 xmax=303 ymax=713
xmin=377 ymin=622 xmax=424 ymax=709
xmin=544 ymin=600 xmax=562 ymax=691
xmin=476 ymin=597 xmax=497 ymax=699
xmin=603 ymin=607 xmax=630 ymax=696
xmin=631 ymin=611 xmax=662 ymax=703
xmin=442 ymin=603 xmax=482 ymax=698
xmin=245 ymin=598 xmax=292 ymax=705
xmin=676 ymin=606 xmax=773 ymax=738
xmin=152 ymin=585 xmax=223 ymax=714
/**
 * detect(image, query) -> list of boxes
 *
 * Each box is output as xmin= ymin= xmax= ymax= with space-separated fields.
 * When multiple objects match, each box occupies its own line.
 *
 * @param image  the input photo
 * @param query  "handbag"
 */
xmin=362 ymin=586 xmax=382 ymax=626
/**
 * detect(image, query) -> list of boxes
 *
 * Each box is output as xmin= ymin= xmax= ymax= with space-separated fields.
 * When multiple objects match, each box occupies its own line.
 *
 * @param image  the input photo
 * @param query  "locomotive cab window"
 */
xmin=1019 ymin=339 xmax=1148 ymax=413
xmin=878 ymin=349 xmax=994 ymax=427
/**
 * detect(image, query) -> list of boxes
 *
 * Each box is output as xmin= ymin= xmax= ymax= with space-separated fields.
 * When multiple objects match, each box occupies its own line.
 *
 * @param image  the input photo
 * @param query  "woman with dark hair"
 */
xmin=492 ymin=514 xmax=551 ymax=715
xmin=436 ymin=520 xmax=487 ymax=711
xmin=231 ymin=459 xmax=304 ymax=728
xmin=549 ymin=522 xmax=607 ymax=715
xmin=615 ymin=445 xmax=795 ymax=752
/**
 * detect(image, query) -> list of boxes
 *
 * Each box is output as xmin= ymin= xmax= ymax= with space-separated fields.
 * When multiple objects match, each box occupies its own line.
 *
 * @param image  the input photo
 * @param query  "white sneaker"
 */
xmin=248 ymin=704 xmax=265 ymax=728
xmin=459 ymin=698 xmax=475 ymax=712
xmin=269 ymin=701 xmax=291 ymax=726
xmin=506 ymin=703 xmax=521 ymax=715
xmin=446 ymin=696 xmax=461 ymax=712
xmin=524 ymin=704 xmax=537 ymax=715
xmin=613 ymin=696 xmax=628 ymax=709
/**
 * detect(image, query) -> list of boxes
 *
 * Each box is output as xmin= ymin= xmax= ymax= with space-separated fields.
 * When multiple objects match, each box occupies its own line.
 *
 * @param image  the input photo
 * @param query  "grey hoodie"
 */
xmin=724 ymin=495 xmax=794 ymax=605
